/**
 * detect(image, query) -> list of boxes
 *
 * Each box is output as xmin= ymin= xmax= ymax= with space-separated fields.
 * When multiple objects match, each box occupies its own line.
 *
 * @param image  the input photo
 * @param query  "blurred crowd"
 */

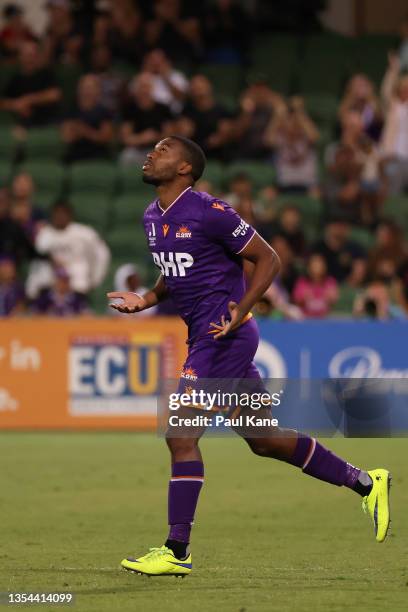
xmin=1 ymin=0 xmax=408 ymax=320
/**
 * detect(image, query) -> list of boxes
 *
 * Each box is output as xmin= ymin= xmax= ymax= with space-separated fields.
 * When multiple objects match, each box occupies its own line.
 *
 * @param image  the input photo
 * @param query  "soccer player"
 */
xmin=107 ymin=136 xmax=391 ymax=577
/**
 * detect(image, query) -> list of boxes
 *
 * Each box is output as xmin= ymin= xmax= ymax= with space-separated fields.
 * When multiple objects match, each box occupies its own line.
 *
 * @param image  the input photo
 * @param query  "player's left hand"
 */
xmin=210 ymin=301 xmax=245 ymax=339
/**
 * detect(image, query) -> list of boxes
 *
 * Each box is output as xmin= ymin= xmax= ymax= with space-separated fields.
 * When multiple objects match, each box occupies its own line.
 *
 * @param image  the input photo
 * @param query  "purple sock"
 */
xmin=287 ymin=434 xmax=361 ymax=489
xmin=167 ymin=461 xmax=204 ymax=543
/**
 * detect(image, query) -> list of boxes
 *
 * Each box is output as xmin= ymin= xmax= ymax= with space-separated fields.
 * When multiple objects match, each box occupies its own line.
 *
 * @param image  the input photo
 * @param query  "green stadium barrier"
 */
xmin=225 ymin=161 xmax=276 ymax=189
xmin=106 ymin=225 xmax=148 ymax=259
xmin=70 ymin=192 xmax=112 ymax=232
xmin=24 ymin=126 xmax=64 ymax=161
xmin=69 ymin=161 xmax=117 ymax=195
xmin=112 ymin=194 xmax=146 ymax=225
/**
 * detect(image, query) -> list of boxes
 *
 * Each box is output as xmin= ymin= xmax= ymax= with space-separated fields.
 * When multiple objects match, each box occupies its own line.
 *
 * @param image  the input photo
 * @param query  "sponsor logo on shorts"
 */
xmin=212 ymin=202 xmax=225 ymax=211
xmin=176 ymin=225 xmax=192 ymax=238
xmin=232 ymin=219 xmax=249 ymax=237
xmin=181 ymin=367 xmax=198 ymax=381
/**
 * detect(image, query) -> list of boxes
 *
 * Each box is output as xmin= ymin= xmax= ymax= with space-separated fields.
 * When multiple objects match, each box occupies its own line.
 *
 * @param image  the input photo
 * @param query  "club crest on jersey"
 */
xmin=212 ymin=202 xmax=225 ymax=211
xmin=181 ymin=367 xmax=198 ymax=381
xmin=176 ymin=225 xmax=192 ymax=238
xmin=162 ymin=224 xmax=170 ymax=237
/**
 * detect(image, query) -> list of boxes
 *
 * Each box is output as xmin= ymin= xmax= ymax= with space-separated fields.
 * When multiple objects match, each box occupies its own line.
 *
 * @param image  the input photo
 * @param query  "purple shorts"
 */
xmin=177 ymin=317 xmax=266 ymax=399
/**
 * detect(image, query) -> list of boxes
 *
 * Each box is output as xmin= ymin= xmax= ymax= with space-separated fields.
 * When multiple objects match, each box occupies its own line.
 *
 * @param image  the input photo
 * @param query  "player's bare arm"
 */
xmin=211 ymin=234 xmax=280 ymax=339
xmin=107 ymin=274 xmax=167 ymax=313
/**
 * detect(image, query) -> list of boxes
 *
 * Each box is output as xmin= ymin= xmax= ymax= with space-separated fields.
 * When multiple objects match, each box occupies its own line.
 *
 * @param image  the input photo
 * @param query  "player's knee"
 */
xmin=166 ymin=436 xmax=199 ymax=458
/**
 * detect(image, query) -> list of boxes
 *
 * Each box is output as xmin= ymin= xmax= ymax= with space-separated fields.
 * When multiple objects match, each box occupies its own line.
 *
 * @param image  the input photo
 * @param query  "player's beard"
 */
xmin=142 ymin=173 xmax=162 ymax=186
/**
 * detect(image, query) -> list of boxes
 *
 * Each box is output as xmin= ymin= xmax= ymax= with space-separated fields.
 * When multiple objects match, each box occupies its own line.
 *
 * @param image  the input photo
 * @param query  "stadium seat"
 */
xmin=112 ymin=194 xmax=146 ymax=225
xmin=117 ymin=164 xmax=155 ymax=199
xmin=250 ymin=34 xmax=299 ymax=94
xmin=55 ymin=64 xmax=82 ymax=113
xmin=106 ymin=225 xmax=149 ymax=259
xmin=382 ymin=196 xmax=408 ymax=230
xmin=70 ymin=192 xmax=112 ymax=232
xmin=225 ymin=161 xmax=276 ymax=189
xmin=201 ymin=160 xmax=224 ymax=189
xmin=334 ymin=285 xmax=359 ymax=314
xmin=0 ymin=127 xmax=18 ymax=162
xmin=303 ymin=94 xmax=339 ymax=132
xmin=24 ymin=127 xmax=64 ymax=161
xmin=199 ymin=64 xmax=245 ymax=101
xmin=69 ymin=161 xmax=117 ymax=196
xmin=350 ymin=227 xmax=375 ymax=250
xmin=18 ymin=161 xmax=66 ymax=209
xmin=275 ymin=195 xmax=323 ymax=242
xmin=353 ymin=35 xmax=398 ymax=87
xmin=297 ymin=34 xmax=354 ymax=96
xmin=0 ymin=161 xmax=11 ymax=185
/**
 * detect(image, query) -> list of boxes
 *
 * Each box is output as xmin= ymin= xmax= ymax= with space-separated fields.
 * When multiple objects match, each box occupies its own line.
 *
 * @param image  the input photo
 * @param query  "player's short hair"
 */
xmin=169 ymin=135 xmax=206 ymax=182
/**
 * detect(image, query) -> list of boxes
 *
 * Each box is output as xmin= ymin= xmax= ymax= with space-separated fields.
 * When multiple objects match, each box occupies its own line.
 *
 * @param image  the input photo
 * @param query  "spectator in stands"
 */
xmin=358 ymin=135 xmax=385 ymax=226
xmin=325 ymin=111 xmax=382 ymax=224
xmin=203 ymin=0 xmax=251 ymax=64
xmin=259 ymin=284 xmax=303 ymax=321
xmin=398 ymin=15 xmax=408 ymax=72
xmin=0 ymin=3 xmax=35 ymax=62
xmin=89 ymin=44 xmax=124 ymax=115
xmin=293 ymin=253 xmax=338 ymax=319
xmin=177 ymin=74 xmax=234 ymax=159
xmin=367 ymin=220 xmax=407 ymax=279
xmin=106 ymin=1 xmax=145 ymax=66
xmin=353 ymin=276 xmax=405 ymax=320
xmin=30 ymin=266 xmax=89 ymax=316
xmin=269 ymin=235 xmax=299 ymax=296
xmin=223 ymin=173 xmax=257 ymax=225
xmin=43 ymin=0 xmax=84 ymax=65
xmin=234 ymin=80 xmax=285 ymax=159
xmin=142 ymin=49 xmax=189 ymax=113
xmin=271 ymin=205 xmax=307 ymax=258
xmin=265 ymin=96 xmax=320 ymax=195
xmin=109 ymin=263 xmax=157 ymax=318
xmin=0 ymin=187 xmax=37 ymax=265
xmin=339 ymin=74 xmax=383 ymax=142
xmin=0 ymin=256 xmax=25 ymax=317
xmin=61 ymin=74 xmax=114 ymax=163
xmin=252 ymin=185 xmax=279 ymax=239
xmin=29 ymin=201 xmax=110 ymax=297
xmin=145 ymin=0 xmax=202 ymax=64
xmin=120 ymin=72 xmax=172 ymax=165
xmin=10 ymin=173 xmax=46 ymax=242
xmin=381 ymin=53 xmax=408 ymax=194
xmin=0 ymin=40 xmax=61 ymax=127
xmin=312 ymin=220 xmax=366 ymax=287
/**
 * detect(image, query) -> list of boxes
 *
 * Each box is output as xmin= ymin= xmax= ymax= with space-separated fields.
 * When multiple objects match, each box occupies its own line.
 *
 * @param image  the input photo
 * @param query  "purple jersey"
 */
xmin=143 ymin=187 xmax=256 ymax=342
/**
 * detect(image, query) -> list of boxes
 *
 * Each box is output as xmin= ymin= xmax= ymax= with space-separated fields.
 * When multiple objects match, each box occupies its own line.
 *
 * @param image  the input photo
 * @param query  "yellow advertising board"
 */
xmin=0 ymin=317 xmax=187 ymax=430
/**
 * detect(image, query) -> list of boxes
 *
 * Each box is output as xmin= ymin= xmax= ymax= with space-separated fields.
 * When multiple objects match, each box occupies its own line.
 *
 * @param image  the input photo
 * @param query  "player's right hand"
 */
xmin=107 ymin=291 xmax=147 ymax=313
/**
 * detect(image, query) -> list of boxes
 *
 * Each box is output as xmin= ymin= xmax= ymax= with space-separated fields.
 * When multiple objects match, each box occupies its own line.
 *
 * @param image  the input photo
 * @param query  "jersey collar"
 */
xmin=157 ymin=186 xmax=192 ymax=215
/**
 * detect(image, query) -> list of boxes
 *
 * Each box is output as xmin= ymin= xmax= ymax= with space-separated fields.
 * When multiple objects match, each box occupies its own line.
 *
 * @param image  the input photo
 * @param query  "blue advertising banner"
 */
xmin=254 ymin=321 xmax=408 ymax=436
xmin=255 ymin=320 xmax=408 ymax=379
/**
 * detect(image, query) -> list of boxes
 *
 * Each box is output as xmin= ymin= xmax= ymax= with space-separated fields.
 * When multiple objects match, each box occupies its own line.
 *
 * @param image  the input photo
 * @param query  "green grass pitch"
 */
xmin=1 ymin=433 xmax=407 ymax=612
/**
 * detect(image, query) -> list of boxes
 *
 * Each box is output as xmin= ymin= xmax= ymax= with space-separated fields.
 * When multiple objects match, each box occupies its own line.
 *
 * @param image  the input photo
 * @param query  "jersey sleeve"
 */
xmin=202 ymin=200 xmax=256 ymax=254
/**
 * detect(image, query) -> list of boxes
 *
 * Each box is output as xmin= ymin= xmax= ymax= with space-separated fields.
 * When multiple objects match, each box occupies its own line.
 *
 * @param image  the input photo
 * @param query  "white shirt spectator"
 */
xmin=150 ymin=70 xmax=189 ymax=113
xmin=33 ymin=222 xmax=110 ymax=294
